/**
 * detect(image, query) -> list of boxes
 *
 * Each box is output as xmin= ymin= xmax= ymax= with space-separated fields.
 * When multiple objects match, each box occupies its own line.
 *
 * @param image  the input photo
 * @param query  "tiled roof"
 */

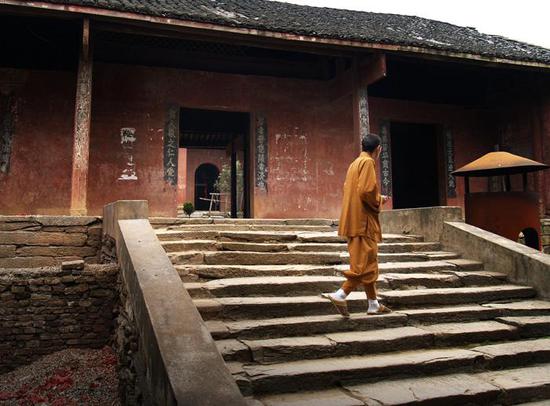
xmin=38 ymin=0 xmax=550 ymax=65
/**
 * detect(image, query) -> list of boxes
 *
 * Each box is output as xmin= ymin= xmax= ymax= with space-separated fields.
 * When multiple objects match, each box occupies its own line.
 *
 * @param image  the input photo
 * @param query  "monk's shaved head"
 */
xmin=361 ymin=133 xmax=381 ymax=153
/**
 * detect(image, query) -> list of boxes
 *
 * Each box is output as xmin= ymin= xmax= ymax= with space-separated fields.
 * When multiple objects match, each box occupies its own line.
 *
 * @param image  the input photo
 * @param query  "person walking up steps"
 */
xmin=322 ymin=133 xmax=391 ymax=318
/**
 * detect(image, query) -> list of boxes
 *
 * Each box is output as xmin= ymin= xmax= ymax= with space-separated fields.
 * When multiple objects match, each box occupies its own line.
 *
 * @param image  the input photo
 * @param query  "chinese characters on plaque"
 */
xmin=255 ymin=114 xmax=268 ymax=190
xmin=379 ymin=121 xmax=392 ymax=197
xmin=164 ymin=105 xmax=179 ymax=186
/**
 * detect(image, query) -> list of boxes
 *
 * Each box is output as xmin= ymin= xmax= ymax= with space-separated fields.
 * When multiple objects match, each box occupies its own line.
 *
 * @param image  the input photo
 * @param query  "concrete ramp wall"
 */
xmin=104 ymin=201 xmax=246 ymax=405
xmin=381 ymin=206 xmax=550 ymax=299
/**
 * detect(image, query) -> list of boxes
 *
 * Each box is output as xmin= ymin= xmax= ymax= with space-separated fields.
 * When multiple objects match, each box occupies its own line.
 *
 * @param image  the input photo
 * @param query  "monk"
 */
xmin=322 ymin=133 xmax=391 ymax=318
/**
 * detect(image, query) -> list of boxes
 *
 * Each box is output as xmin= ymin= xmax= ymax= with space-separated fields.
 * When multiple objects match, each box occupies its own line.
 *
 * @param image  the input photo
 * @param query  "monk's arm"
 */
xmin=357 ymin=160 xmax=381 ymax=212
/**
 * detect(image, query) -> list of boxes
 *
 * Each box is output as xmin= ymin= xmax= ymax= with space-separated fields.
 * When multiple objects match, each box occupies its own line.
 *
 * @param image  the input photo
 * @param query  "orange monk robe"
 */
xmin=338 ymin=152 xmax=382 ymax=289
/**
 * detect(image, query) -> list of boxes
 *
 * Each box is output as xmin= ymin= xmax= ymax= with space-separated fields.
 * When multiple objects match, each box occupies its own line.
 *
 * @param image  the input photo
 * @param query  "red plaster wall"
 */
xmin=0 ymin=69 xmax=75 ymax=215
xmin=542 ymin=95 xmax=550 ymax=214
xmin=86 ymin=63 xmax=357 ymax=218
xmin=1 ymin=64 xmax=521 ymax=219
xmin=185 ymin=149 xmax=228 ymax=207
xmin=369 ymin=97 xmax=498 ymax=211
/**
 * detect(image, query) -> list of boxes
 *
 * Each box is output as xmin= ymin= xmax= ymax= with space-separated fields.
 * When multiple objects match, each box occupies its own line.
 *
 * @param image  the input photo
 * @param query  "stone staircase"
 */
xmin=155 ymin=219 xmax=550 ymax=405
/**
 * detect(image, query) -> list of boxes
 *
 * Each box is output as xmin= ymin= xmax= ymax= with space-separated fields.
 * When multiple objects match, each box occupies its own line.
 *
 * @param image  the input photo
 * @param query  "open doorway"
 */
xmin=194 ymin=163 xmax=220 ymax=210
xmin=180 ymin=108 xmax=250 ymax=218
xmin=390 ymin=122 xmax=441 ymax=209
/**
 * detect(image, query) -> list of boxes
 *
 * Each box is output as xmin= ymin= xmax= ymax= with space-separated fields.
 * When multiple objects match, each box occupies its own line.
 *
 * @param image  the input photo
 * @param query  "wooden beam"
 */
xmin=70 ymin=18 xmax=92 ymax=215
xmin=358 ymin=54 xmax=387 ymax=86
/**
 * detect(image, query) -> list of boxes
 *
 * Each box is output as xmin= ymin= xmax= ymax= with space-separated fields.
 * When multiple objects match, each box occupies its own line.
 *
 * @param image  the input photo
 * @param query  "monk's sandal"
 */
xmin=321 ymin=293 xmax=350 ymax=318
xmin=367 ymin=304 xmax=392 ymax=315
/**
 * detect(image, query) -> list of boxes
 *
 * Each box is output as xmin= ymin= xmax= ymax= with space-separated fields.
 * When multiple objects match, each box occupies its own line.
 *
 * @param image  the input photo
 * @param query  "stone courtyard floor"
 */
xmin=0 ymin=347 xmax=119 ymax=405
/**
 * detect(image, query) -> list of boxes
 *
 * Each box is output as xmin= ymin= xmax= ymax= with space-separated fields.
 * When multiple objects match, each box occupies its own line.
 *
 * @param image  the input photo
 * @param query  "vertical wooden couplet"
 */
xmin=352 ymin=80 xmax=369 ymax=152
xmin=230 ymin=140 xmax=238 ymax=219
xmin=70 ymin=18 xmax=93 ymax=215
xmin=379 ymin=121 xmax=392 ymax=197
xmin=352 ymin=55 xmax=386 ymax=152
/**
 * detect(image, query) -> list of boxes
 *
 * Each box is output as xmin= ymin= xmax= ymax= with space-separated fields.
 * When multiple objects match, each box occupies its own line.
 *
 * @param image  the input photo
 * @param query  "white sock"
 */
xmin=333 ymin=289 xmax=348 ymax=300
xmin=368 ymin=299 xmax=380 ymax=312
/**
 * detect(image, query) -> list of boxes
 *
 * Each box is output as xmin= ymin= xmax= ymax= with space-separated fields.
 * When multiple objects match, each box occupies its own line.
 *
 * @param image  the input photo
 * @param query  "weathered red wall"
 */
xmin=369 ymin=97 xmax=498 ymax=211
xmin=542 ymin=94 xmax=550 ymax=214
xmin=3 ymin=63 xmax=545 ymax=219
xmin=185 ymin=148 xmax=228 ymax=207
xmin=0 ymin=69 xmax=75 ymax=215
xmin=86 ymin=63 xmax=357 ymax=218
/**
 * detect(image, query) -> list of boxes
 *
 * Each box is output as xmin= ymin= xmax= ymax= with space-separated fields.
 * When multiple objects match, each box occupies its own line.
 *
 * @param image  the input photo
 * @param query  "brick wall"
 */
xmin=0 ymin=261 xmax=118 ymax=373
xmin=0 ymin=216 xmax=102 ymax=268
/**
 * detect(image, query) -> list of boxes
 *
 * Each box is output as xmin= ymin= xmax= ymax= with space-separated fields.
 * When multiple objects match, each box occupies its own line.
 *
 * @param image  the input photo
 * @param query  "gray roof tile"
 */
xmin=39 ymin=0 xmax=550 ymax=65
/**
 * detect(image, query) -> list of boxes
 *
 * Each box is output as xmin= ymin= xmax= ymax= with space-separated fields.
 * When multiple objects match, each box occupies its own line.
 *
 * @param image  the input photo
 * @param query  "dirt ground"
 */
xmin=0 ymin=347 xmax=119 ymax=405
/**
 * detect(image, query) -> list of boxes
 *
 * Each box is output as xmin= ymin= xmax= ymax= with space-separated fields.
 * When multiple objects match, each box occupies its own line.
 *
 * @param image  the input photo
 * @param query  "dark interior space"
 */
xmin=390 ymin=122 xmax=441 ymax=209
xmin=369 ymin=55 xmax=540 ymax=106
xmin=194 ymin=163 xmax=220 ymax=211
xmin=180 ymin=108 xmax=250 ymax=217
xmin=0 ymin=15 xmax=80 ymax=70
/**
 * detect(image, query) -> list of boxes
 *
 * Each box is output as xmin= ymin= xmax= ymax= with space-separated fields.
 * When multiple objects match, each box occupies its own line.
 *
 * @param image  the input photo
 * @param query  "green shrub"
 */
xmin=183 ymin=202 xmax=195 ymax=218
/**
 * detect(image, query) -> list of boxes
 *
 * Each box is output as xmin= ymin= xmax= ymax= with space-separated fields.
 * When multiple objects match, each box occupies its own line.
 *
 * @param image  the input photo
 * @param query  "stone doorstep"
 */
xmin=234 ymin=338 xmax=550 ymax=395
xmin=194 ymin=285 xmax=536 ymax=320
xmin=256 ymin=364 xmax=550 ymax=406
xmin=216 ymin=320 xmax=524 ymax=364
xmin=160 ymin=224 xmax=337 ymax=233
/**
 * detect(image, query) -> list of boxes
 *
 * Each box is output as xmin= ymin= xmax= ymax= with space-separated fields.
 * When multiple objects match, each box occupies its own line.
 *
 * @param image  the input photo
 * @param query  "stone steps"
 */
xmin=156 ymin=230 xmax=423 ymax=244
xmin=195 ymin=285 xmax=536 ymax=320
xmin=231 ymin=338 xmax=550 ymax=395
xmin=256 ymin=363 xmax=550 ymax=406
xmin=206 ymin=302 xmax=550 ymax=340
xmin=218 ymin=320 xmax=529 ymax=364
xmin=175 ymin=259 xmax=484 ymax=280
xmin=153 ymin=223 xmax=550 ymax=403
xmin=169 ymin=250 xmax=460 ymax=266
xmin=185 ymin=271 xmax=506 ymax=298
xmin=161 ymin=240 xmax=441 ymax=254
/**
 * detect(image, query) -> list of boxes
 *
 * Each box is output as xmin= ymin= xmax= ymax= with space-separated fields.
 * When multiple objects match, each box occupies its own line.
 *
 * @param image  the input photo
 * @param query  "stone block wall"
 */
xmin=0 ymin=216 xmax=102 ymax=268
xmin=0 ymin=262 xmax=118 ymax=373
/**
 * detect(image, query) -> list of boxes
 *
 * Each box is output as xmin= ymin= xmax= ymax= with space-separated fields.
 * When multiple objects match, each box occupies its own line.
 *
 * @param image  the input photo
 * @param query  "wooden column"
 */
xmin=230 ymin=141 xmax=238 ymax=219
xmin=352 ymin=55 xmax=387 ymax=151
xmin=70 ymin=19 xmax=93 ymax=215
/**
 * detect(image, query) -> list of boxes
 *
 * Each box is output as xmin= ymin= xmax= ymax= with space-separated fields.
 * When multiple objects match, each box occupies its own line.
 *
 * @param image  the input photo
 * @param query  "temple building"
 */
xmin=0 ymin=0 xmax=549 ymax=219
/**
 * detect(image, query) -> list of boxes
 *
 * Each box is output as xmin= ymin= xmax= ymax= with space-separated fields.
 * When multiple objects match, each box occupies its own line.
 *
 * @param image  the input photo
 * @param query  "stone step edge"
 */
xmin=230 ymin=338 xmax=550 ymax=395
xmin=183 ymin=271 xmax=507 ymax=297
xmin=206 ymin=302 xmax=550 ymax=340
xmin=195 ymin=285 xmax=536 ymax=320
xmin=217 ymin=317 xmax=550 ymax=364
xmin=253 ymin=363 xmax=550 ymax=406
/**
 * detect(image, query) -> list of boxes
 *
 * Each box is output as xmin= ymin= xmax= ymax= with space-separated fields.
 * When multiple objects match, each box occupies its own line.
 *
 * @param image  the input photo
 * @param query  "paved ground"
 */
xmin=0 ymin=347 xmax=119 ymax=405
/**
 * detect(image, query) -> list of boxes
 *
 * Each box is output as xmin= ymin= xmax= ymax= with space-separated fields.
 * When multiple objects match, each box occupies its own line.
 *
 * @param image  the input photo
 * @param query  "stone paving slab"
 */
xmin=346 ymin=372 xmax=500 ymax=406
xmin=206 ymin=312 xmax=408 ymax=340
xmin=258 ymin=389 xmax=363 ymax=406
xmin=496 ymin=315 xmax=550 ymax=337
xmin=241 ymin=348 xmax=483 ymax=394
xmin=419 ymin=320 xmax=519 ymax=345
xmin=472 ymin=338 xmax=550 ymax=368
xmin=478 ymin=364 xmax=550 ymax=404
